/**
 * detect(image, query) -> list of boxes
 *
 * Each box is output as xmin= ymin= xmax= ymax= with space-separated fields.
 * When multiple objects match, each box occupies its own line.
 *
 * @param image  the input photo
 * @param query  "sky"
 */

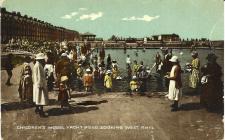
xmin=2 ymin=0 xmax=224 ymax=40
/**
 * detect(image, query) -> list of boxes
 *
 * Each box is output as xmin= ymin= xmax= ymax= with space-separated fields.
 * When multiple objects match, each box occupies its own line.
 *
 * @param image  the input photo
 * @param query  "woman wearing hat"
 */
xmin=18 ymin=56 xmax=33 ymax=103
xmin=33 ymin=53 xmax=48 ymax=117
xmin=104 ymin=70 xmax=112 ymax=92
xmin=55 ymin=53 xmax=71 ymax=89
xmin=165 ymin=56 xmax=182 ymax=112
xmin=200 ymin=53 xmax=223 ymax=111
xmin=189 ymin=51 xmax=200 ymax=89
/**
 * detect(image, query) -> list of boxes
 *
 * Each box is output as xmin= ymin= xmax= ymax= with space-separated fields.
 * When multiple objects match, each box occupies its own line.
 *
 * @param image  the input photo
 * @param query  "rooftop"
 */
xmin=80 ymin=32 xmax=96 ymax=36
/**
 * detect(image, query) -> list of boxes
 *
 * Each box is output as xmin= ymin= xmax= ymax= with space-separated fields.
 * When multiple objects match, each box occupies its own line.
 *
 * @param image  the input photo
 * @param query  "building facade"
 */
xmin=80 ymin=32 xmax=96 ymax=41
xmin=158 ymin=34 xmax=180 ymax=42
xmin=1 ymin=8 xmax=80 ymax=44
xmin=150 ymin=34 xmax=180 ymax=42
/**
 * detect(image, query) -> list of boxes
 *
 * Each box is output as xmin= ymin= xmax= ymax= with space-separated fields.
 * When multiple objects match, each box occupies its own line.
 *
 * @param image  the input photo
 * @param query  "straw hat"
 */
xmin=61 ymin=76 xmax=68 ymax=82
xmin=169 ymin=56 xmax=178 ymax=62
xmin=35 ymin=53 xmax=45 ymax=60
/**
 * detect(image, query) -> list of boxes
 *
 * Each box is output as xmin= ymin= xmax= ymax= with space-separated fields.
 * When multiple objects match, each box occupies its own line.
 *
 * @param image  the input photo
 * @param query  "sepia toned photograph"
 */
xmin=0 ymin=0 xmax=224 ymax=139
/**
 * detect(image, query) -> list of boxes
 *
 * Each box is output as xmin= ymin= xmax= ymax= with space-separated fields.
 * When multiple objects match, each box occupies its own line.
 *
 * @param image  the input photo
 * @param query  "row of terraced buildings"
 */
xmin=1 ymin=8 xmax=80 ymax=44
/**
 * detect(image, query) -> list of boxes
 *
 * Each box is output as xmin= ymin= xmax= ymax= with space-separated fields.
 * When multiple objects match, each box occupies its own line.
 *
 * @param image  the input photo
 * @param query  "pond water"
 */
xmin=91 ymin=48 xmax=224 ymax=93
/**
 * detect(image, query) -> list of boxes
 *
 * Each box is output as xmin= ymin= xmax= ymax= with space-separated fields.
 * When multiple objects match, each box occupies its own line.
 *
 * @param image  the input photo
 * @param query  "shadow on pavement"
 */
xmin=1 ymin=102 xmax=34 ymax=111
xmin=180 ymin=102 xmax=224 ymax=115
xmin=1 ymin=99 xmax=60 ymax=112
xmin=206 ymin=108 xmax=224 ymax=115
xmin=76 ymin=100 xmax=108 ymax=106
xmin=70 ymin=93 xmax=93 ymax=98
xmin=183 ymin=88 xmax=201 ymax=96
xmin=180 ymin=102 xmax=203 ymax=111
xmin=47 ymin=106 xmax=98 ymax=116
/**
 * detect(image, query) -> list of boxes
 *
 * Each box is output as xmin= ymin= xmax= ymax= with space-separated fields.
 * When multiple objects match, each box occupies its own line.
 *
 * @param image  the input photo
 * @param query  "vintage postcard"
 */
xmin=1 ymin=0 xmax=224 ymax=140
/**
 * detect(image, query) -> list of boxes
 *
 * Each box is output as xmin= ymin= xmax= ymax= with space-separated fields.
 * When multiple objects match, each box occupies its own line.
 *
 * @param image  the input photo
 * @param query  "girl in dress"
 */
xmin=165 ymin=56 xmax=182 ymax=112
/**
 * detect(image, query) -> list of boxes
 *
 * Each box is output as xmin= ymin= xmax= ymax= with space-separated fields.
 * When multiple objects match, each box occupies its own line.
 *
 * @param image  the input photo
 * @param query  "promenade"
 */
xmin=1 ymin=62 xmax=223 ymax=140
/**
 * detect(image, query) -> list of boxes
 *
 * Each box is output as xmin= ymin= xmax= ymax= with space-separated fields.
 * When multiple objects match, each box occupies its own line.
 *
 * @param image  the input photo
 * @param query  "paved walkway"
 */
xmin=1 ymin=64 xmax=223 ymax=140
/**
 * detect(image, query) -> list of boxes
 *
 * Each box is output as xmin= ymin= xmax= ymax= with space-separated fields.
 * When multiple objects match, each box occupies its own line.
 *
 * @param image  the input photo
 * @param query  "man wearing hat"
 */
xmin=189 ymin=51 xmax=200 ymax=89
xmin=33 ymin=53 xmax=48 ymax=117
xmin=165 ymin=56 xmax=182 ymax=112
xmin=104 ymin=70 xmax=112 ymax=92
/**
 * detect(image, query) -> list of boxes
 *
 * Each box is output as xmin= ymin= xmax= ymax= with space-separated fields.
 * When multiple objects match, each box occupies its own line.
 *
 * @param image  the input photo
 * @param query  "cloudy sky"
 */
xmin=2 ymin=0 xmax=224 ymax=40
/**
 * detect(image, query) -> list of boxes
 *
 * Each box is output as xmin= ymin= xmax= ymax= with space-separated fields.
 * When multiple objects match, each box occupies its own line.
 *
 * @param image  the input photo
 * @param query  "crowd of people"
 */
xmin=2 ymin=40 xmax=223 ymax=117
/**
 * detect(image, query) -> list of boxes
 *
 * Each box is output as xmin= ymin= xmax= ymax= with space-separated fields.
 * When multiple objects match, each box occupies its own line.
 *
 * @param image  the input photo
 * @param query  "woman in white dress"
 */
xmin=165 ymin=56 xmax=182 ymax=112
xmin=33 ymin=53 xmax=49 ymax=117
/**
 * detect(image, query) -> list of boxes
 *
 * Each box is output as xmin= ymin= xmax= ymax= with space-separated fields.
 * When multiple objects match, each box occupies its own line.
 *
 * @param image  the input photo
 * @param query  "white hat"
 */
xmin=35 ymin=53 xmax=45 ymax=60
xmin=86 ymin=68 xmax=91 ymax=72
xmin=185 ymin=62 xmax=191 ymax=66
xmin=61 ymin=76 xmax=68 ymax=82
xmin=106 ymin=70 xmax=112 ymax=74
xmin=132 ymin=75 xmax=137 ymax=79
xmin=169 ymin=56 xmax=178 ymax=62
xmin=191 ymin=51 xmax=198 ymax=56
xmin=61 ymin=53 xmax=67 ymax=57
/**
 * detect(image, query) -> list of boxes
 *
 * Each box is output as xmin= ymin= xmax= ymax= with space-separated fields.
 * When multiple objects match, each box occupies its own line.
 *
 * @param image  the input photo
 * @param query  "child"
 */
xmin=83 ymin=69 xmax=93 ymax=93
xmin=44 ymin=63 xmax=54 ymax=91
xmin=127 ymin=64 xmax=132 ymax=80
xmin=93 ymin=66 xmax=100 ymax=80
xmin=130 ymin=76 xmax=139 ymax=95
xmin=112 ymin=65 xmax=119 ymax=79
xmin=58 ymin=76 xmax=69 ymax=110
xmin=76 ymin=64 xmax=83 ymax=91
xmin=104 ymin=70 xmax=112 ymax=92
xmin=99 ymin=64 xmax=105 ymax=79
xmin=132 ymin=60 xmax=139 ymax=76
